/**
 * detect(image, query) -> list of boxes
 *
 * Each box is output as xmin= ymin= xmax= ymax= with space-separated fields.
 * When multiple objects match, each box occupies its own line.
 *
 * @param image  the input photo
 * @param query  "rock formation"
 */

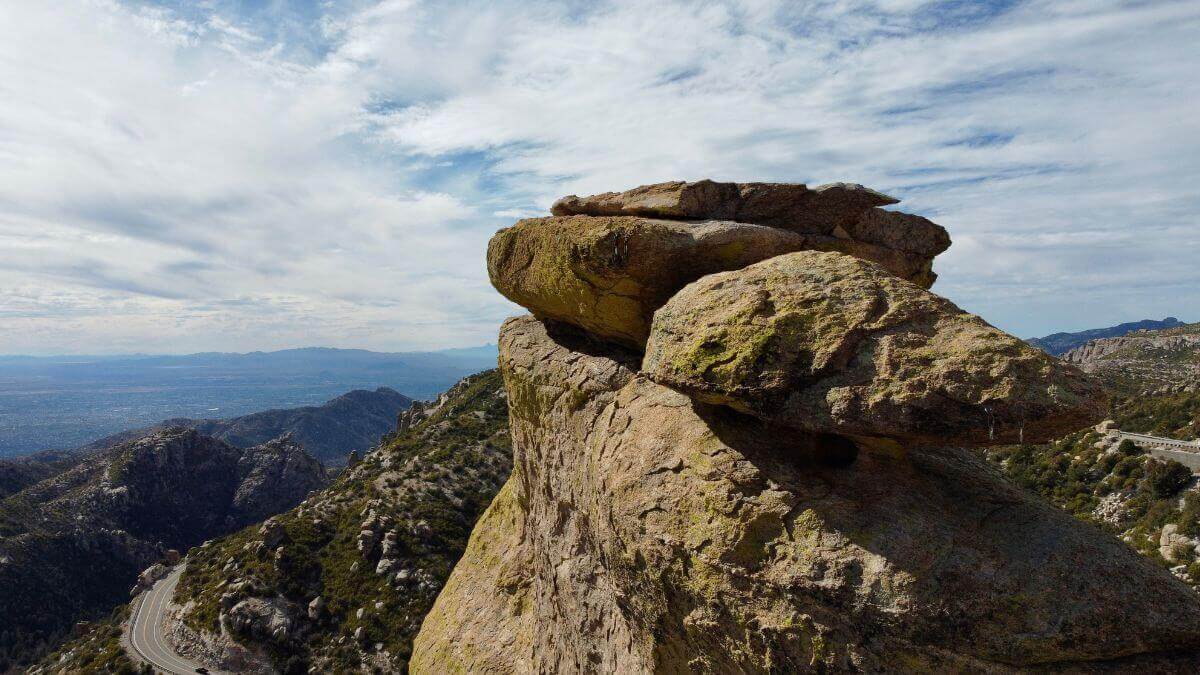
xmin=489 ymin=180 xmax=950 ymax=349
xmin=1062 ymin=322 xmax=1200 ymax=395
xmin=644 ymin=250 xmax=1105 ymax=448
xmin=412 ymin=180 xmax=1200 ymax=672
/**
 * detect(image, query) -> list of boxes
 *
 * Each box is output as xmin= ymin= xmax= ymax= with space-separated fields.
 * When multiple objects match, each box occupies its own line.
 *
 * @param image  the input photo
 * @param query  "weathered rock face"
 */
xmin=644 ymin=251 xmax=1107 ymax=448
xmin=552 ymin=179 xmax=949 ymax=265
xmin=551 ymin=180 xmax=898 ymax=231
xmin=490 ymin=180 xmax=950 ymax=349
xmin=232 ymin=435 xmax=328 ymax=524
xmin=412 ymin=316 xmax=1200 ymax=672
xmin=223 ymin=596 xmax=300 ymax=643
xmin=412 ymin=180 xmax=1175 ymax=672
xmin=488 ymin=215 xmax=817 ymax=348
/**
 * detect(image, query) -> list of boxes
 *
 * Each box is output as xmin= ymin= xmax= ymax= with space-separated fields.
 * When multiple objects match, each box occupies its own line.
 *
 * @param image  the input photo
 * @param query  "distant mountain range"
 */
xmin=1028 ymin=317 xmax=1185 ymax=356
xmin=0 ymin=379 xmax=431 ymax=667
xmin=0 ymin=386 xmax=413 ymax=499
xmin=1062 ymin=321 xmax=1200 ymax=396
xmin=80 ymin=386 xmax=413 ymax=466
xmin=0 ymin=345 xmax=497 ymax=457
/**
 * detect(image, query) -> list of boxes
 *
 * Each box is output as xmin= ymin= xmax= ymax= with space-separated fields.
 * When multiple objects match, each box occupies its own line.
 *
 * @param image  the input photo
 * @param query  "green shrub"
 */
xmin=1145 ymin=459 xmax=1193 ymax=498
xmin=1118 ymin=439 xmax=1144 ymax=456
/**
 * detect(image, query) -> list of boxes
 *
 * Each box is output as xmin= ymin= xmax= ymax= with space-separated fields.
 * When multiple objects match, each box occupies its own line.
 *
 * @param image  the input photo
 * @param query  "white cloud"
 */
xmin=0 ymin=0 xmax=1196 ymax=354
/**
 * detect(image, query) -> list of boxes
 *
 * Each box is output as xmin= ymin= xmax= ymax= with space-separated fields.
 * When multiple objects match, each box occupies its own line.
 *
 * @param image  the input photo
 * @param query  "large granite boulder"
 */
xmin=487 ymin=215 xmax=816 ymax=348
xmin=488 ymin=212 xmax=942 ymax=349
xmin=552 ymin=179 xmax=949 ymax=254
xmin=411 ymin=315 xmax=1200 ymax=673
xmin=643 ymin=251 xmax=1106 ymax=448
xmin=550 ymin=180 xmax=891 ymax=230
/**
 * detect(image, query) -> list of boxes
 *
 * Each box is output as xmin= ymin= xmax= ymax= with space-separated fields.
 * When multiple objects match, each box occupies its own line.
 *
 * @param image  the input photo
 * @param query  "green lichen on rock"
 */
xmin=644 ymin=250 xmax=1107 ymax=447
xmin=487 ymin=215 xmax=817 ymax=348
xmin=411 ymin=315 xmax=1200 ymax=673
xmin=488 ymin=202 xmax=948 ymax=350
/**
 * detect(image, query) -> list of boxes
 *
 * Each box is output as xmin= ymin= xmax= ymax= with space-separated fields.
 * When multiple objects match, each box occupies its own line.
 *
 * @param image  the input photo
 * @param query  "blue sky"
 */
xmin=0 ymin=0 xmax=1196 ymax=354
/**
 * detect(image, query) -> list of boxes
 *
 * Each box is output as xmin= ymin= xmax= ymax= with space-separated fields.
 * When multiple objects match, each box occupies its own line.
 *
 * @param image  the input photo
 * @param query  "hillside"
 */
xmin=1028 ymin=317 xmax=1184 ymax=355
xmin=987 ymin=426 xmax=1200 ymax=587
xmin=186 ymin=387 xmax=411 ymax=465
xmin=1063 ymin=321 xmax=1200 ymax=395
xmin=0 ymin=454 xmax=69 ymax=500
xmin=133 ymin=370 xmax=510 ymax=673
xmin=0 ymin=429 xmax=328 ymax=670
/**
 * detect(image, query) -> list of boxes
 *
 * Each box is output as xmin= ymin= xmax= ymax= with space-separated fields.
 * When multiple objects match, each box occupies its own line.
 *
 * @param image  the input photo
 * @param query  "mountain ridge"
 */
xmin=0 ymin=386 xmax=414 ymax=501
xmin=1063 ymin=321 xmax=1200 ymax=395
xmin=1029 ymin=317 xmax=1185 ymax=356
xmin=84 ymin=386 xmax=414 ymax=466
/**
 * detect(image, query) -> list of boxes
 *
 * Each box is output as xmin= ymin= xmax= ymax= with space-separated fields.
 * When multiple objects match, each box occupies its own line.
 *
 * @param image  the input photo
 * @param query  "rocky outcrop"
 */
xmin=550 ymin=180 xmax=949 ymax=246
xmin=1062 ymin=322 xmax=1200 ymax=395
xmin=1160 ymin=523 xmax=1200 ymax=564
xmin=413 ymin=316 xmax=1200 ymax=672
xmin=489 ymin=180 xmax=950 ymax=349
xmin=487 ymin=216 xmax=816 ymax=348
xmin=231 ymin=435 xmax=328 ymax=523
xmin=644 ymin=251 xmax=1105 ymax=448
xmin=412 ymin=180 xmax=1200 ymax=672
xmin=551 ymin=180 xmax=901 ymax=230
xmin=223 ymin=596 xmax=301 ymax=643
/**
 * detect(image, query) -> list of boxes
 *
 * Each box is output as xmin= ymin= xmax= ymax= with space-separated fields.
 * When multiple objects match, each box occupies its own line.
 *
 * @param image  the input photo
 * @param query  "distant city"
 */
xmin=0 ymin=346 xmax=497 ymax=457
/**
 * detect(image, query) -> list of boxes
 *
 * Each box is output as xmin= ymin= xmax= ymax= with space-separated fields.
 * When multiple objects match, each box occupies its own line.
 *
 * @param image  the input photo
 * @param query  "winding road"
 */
xmin=128 ymin=565 xmax=224 ymax=675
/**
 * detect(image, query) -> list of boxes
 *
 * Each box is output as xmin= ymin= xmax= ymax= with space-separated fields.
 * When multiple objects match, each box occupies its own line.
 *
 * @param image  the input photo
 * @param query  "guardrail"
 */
xmin=1116 ymin=431 xmax=1200 ymax=451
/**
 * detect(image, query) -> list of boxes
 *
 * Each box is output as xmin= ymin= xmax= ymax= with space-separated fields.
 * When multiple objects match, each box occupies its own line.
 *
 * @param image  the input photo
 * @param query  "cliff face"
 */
xmin=413 ymin=180 xmax=1200 ymax=672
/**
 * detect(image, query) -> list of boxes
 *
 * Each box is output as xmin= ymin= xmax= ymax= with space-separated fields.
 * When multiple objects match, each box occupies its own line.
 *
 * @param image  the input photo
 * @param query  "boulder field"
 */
xmin=412 ymin=180 xmax=1200 ymax=672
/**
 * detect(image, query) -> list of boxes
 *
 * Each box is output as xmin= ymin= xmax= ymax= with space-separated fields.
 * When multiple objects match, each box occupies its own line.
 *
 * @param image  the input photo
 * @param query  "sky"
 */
xmin=0 ymin=0 xmax=1196 ymax=354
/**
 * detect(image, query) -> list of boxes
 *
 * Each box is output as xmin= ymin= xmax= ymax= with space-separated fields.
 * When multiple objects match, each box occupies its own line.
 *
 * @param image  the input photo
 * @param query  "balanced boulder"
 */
xmin=550 ymin=179 xmax=894 ymax=228
xmin=644 ymin=250 xmax=1106 ymax=447
xmin=553 ymin=179 xmax=948 ymax=254
xmin=487 ymin=215 xmax=815 ymax=348
xmin=490 ymin=180 xmax=950 ymax=349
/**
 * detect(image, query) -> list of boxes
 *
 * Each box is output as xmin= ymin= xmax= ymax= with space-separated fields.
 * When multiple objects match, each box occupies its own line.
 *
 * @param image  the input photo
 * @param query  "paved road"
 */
xmin=1112 ymin=431 xmax=1200 ymax=472
xmin=128 ymin=565 xmax=220 ymax=675
xmin=1115 ymin=430 xmax=1200 ymax=451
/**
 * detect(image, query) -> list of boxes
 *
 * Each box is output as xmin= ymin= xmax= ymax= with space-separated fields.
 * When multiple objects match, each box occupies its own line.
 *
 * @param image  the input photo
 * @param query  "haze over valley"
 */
xmin=0 ymin=346 xmax=496 ymax=457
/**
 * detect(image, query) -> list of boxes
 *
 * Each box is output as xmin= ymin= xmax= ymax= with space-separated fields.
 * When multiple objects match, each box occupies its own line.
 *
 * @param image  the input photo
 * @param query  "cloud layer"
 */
xmin=1 ymin=0 xmax=1196 ymax=353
